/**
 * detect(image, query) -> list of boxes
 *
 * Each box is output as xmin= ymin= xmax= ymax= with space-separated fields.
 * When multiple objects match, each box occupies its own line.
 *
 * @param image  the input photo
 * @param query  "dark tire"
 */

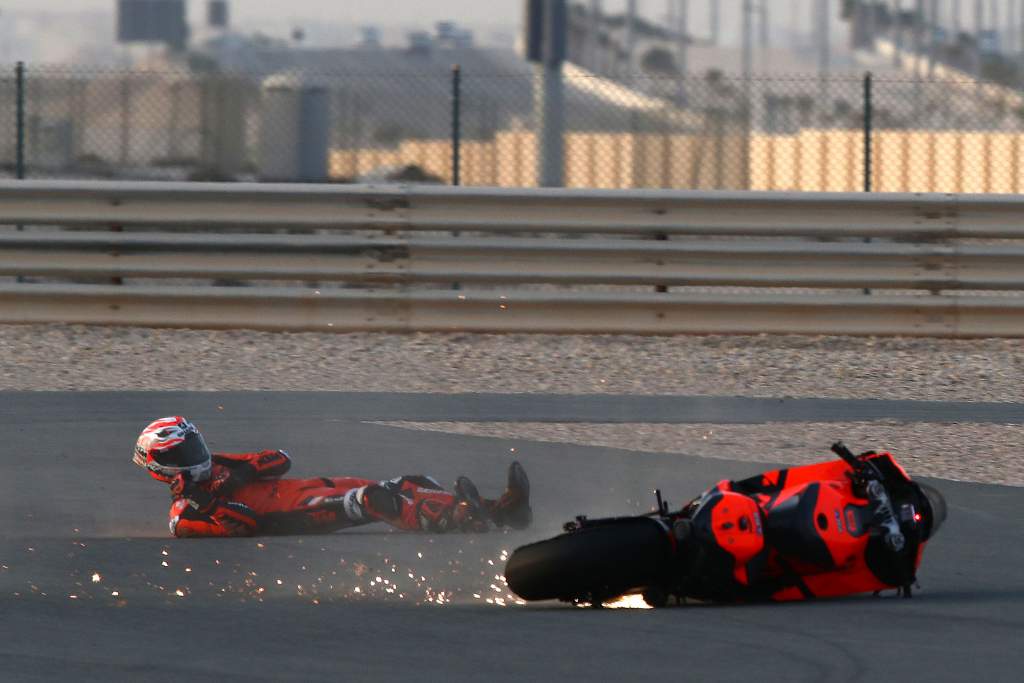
xmin=504 ymin=517 xmax=674 ymax=603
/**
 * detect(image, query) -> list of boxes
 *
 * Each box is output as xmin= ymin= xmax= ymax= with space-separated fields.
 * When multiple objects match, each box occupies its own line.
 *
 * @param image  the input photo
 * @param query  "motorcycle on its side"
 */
xmin=505 ymin=443 xmax=947 ymax=607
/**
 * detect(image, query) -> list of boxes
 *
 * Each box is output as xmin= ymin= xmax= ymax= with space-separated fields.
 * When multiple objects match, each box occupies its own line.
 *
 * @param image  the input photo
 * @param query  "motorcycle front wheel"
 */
xmin=504 ymin=516 xmax=675 ymax=604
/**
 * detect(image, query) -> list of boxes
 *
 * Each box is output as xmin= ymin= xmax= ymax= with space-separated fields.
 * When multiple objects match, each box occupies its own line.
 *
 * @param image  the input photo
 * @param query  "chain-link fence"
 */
xmin=5 ymin=62 xmax=1024 ymax=193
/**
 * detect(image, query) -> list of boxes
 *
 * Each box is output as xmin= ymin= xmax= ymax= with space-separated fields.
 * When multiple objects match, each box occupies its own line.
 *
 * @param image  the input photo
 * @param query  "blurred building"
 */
xmin=117 ymin=0 xmax=189 ymax=52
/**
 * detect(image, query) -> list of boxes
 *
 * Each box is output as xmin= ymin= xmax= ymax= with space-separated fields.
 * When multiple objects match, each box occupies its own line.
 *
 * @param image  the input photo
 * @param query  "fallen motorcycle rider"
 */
xmin=133 ymin=416 xmax=531 ymax=538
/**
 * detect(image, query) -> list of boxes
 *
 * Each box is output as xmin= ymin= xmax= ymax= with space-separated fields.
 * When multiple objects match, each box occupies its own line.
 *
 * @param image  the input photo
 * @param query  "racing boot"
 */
xmin=484 ymin=461 xmax=532 ymax=530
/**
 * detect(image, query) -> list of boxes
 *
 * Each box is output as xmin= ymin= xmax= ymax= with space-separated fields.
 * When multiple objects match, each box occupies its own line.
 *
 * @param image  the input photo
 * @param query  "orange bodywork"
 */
xmin=696 ymin=452 xmax=927 ymax=601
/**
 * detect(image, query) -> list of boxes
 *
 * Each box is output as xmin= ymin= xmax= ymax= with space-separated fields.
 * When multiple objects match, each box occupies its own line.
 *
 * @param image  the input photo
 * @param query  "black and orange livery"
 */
xmin=505 ymin=444 xmax=946 ymax=606
xmin=681 ymin=450 xmax=938 ymax=601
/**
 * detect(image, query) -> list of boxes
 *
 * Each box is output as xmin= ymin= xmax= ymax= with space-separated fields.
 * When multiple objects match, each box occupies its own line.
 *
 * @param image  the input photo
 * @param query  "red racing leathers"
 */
xmin=168 ymin=451 xmax=474 ymax=538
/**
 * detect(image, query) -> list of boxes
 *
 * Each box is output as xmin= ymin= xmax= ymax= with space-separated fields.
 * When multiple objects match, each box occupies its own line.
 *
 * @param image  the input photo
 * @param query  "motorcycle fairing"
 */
xmin=696 ymin=452 xmax=928 ymax=601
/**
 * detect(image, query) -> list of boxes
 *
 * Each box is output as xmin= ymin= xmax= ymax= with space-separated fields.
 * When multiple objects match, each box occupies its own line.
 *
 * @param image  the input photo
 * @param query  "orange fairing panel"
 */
xmin=709 ymin=491 xmax=765 ymax=585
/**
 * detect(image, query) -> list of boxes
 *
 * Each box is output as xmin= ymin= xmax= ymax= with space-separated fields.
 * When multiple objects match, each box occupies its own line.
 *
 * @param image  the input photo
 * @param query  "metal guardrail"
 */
xmin=3 ymin=179 xmax=1024 ymax=237
xmin=2 ymin=231 xmax=1024 ymax=290
xmin=2 ymin=180 xmax=1024 ymax=337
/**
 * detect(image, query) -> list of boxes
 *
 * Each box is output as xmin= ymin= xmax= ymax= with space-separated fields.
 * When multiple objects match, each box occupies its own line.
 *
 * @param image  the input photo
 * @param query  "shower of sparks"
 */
xmin=91 ymin=573 xmax=101 ymax=583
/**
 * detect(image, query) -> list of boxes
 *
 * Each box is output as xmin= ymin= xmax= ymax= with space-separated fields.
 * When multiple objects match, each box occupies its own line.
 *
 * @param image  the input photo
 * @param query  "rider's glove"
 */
xmin=170 ymin=473 xmax=216 ymax=514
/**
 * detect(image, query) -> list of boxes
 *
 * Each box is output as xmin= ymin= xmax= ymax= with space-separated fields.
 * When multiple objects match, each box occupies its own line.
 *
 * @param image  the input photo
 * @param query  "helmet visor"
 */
xmin=918 ymin=483 xmax=947 ymax=540
xmin=152 ymin=430 xmax=211 ymax=469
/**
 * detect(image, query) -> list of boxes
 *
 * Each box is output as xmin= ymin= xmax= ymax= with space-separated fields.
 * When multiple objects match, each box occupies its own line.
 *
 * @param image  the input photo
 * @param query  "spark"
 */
xmin=111 ymin=591 xmax=119 ymax=597
xmin=602 ymin=594 xmax=653 ymax=610
xmin=175 ymin=589 xmax=185 ymax=597
xmin=91 ymin=573 xmax=101 ymax=583
xmin=509 ymin=448 xmax=516 ymax=452
xmin=417 ymin=552 xmax=423 ymax=559
xmin=161 ymin=561 xmax=168 ymax=567
xmin=256 ymin=543 xmax=265 ymax=549
xmin=276 ymin=579 xmax=283 ymax=585
xmin=69 ymin=595 xmax=78 ymax=599
xmin=353 ymin=587 xmax=362 ymax=594
xmin=185 ymin=568 xmax=192 ymax=573
xmin=161 ymin=550 xmax=168 ymax=556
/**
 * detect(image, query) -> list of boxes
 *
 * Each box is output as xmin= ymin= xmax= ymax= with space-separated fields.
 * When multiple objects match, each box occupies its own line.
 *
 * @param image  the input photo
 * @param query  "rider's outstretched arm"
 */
xmin=169 ymin=497 xmax=261 ymax=537
xmin=213 ymin=450 xmax=290 ymax=479
xmin=167 ymin=473 xmax=261 ymax=537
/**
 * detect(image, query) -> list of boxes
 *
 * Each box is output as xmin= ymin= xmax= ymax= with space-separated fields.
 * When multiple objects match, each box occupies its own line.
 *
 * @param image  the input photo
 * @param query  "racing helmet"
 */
xmin=133 ymin=416 xmax=212 ymax=483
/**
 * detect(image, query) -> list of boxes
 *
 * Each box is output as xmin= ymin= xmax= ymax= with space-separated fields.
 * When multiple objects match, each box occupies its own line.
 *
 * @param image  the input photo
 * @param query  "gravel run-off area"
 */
xmin=2 ymin=324 xmax=1021 ymax=485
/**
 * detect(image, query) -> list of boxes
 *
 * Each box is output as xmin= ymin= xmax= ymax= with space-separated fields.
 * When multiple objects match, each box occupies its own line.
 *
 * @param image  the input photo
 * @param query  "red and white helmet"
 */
xmin=133 ymin=416 xmax=212 ymax=483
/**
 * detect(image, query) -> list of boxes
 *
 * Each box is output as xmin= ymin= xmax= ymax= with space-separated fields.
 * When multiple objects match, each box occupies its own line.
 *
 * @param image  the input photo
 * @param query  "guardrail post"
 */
xmin=451 ymin=64 xmax=461 ymax=187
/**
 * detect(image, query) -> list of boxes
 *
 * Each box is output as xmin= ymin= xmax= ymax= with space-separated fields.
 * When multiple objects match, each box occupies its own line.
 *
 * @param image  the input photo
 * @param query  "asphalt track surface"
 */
xmin=2 ymin=392 xmax=1023 ymax=682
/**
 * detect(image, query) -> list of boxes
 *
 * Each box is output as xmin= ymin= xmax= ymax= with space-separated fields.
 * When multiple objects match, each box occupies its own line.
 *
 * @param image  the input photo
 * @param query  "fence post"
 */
xmin=451 ymin=64 xmax=461 ymax=186
xmin=15 ymin=61 xmax=25 ymax=180
xmin=863 ymin=71 xmax=872 ymax=193
xmin=862 ymin=71 xmax=873 ymax=297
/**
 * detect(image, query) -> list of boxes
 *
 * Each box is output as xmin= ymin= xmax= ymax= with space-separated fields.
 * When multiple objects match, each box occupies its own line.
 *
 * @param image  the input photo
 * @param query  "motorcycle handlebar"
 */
xmin=831 ymin=441 xmax=862 ymax=470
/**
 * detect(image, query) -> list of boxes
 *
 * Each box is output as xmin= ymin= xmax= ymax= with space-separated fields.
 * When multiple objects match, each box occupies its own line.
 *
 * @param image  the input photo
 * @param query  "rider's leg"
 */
xmin=482 ymin=461 xmax=532 ymax=530
xmin=352 ymin=475 xmax=489 ymax=532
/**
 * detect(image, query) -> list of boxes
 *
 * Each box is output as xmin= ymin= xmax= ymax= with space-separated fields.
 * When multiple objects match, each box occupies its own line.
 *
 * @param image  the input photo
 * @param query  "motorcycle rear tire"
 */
xmin=505 ymin=517 xmax=674 ymax=603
